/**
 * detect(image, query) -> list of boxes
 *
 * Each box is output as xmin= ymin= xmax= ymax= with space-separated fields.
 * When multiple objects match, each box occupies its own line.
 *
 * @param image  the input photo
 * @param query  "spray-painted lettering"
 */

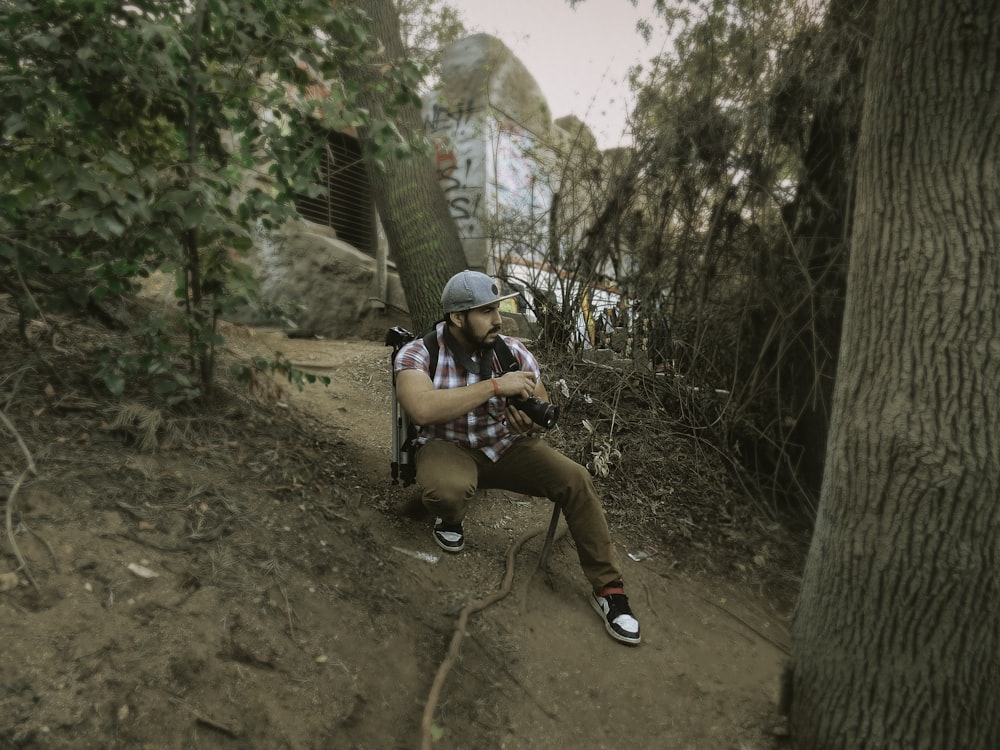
xmin=427 ymin=98 xmax=486 ymax=239
xmin=423 ymin=99 xmax=477 ymax=135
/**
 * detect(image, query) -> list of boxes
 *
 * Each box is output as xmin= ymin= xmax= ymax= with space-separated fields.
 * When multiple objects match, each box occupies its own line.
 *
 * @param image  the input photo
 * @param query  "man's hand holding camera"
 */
xmin=491 ymin=371 xmax=559 ymax=432
xmin=494 ymin=370 xmax=537 ymax=401
xmin=493 ymin=371 xmax=538 ymax=435
xmin=504 ymin=402 xmax=538 ymax=434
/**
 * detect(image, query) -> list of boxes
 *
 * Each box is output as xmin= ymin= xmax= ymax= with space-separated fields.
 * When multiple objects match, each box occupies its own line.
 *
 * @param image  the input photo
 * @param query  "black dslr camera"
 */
xmin=509 ymin=394 xmax=559 ymax=430
xmin=502 ymin=356 xmax=559 ymax=430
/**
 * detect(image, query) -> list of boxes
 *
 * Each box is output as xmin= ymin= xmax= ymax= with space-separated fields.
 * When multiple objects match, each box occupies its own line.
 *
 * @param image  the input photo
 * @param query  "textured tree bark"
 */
xmin=787 ymin=0 xmax=1000 ymax=747
xmin=350 ymin=0 xmax=468 ymax=331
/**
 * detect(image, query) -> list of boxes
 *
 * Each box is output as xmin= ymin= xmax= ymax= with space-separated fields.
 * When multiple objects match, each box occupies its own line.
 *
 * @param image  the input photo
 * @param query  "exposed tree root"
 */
xmin=420 ymin=516 xmax=558 ymax=750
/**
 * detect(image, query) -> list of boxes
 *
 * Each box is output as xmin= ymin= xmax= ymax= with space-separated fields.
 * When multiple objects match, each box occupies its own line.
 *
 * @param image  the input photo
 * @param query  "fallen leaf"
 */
xmin=126 ymin=562 xmax=159 ymax=579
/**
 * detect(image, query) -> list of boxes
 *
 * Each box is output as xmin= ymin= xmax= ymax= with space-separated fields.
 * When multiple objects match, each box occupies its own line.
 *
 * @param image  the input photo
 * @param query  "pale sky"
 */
xmin=447 ymin=0 xmax=669 ymax=150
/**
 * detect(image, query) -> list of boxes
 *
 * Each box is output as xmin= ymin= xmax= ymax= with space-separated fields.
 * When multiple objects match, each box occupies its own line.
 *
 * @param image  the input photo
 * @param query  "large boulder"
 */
xmin=229 ymin=220 xmax=410 ymax=340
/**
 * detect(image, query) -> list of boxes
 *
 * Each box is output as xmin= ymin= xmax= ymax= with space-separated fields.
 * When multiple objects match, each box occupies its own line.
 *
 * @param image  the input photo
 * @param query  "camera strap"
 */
xmin=491 ymin=336 xmax=519 ymax=376
xmin=422 ymin=327 xmax=519 ymax=380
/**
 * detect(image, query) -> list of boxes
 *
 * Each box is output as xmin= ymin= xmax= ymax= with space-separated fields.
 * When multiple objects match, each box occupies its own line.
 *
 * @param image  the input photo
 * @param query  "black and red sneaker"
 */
xmin=591 ymin=582 xmax=641 ymax=645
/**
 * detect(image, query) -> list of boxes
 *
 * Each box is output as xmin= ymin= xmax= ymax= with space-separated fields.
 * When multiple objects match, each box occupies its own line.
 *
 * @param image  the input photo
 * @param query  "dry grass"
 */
xmin=540 ymin=352 xmax=807 ymax=610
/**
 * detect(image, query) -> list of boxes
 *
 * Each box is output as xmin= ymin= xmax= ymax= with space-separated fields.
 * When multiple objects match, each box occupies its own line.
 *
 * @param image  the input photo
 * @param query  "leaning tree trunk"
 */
xmin=350 ymin=0 xmax=468 ymax=331
xmin=786 ymin=1 xmax=1000 ymax=747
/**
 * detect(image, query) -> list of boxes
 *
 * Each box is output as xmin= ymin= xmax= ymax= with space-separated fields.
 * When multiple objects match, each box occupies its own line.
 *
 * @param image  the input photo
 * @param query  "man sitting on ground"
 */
xmin=393 ymin=270 xmax=640 ymax=645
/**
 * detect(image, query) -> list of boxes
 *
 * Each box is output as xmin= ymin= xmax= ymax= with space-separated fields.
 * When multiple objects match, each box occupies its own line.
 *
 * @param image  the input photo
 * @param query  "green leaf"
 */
xmin=182 ymin=201 xmax=206 ymax=227
xmin=103 ymin=151 xmax=135 ymax=176
xmin=154 ymin=378 xmax=178 ymax=394
xmin=3 ymin=113 xmax=24 ymax=136
xmin=94 ymin=215 xmax=126 ymax=239
xmin=104 ymin=372 xmax=126 ymax=396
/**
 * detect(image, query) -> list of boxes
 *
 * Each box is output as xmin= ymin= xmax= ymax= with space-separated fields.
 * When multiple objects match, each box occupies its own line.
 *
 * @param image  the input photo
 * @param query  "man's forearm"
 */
xmin=397 ymin=374 xmax=496 ymax=426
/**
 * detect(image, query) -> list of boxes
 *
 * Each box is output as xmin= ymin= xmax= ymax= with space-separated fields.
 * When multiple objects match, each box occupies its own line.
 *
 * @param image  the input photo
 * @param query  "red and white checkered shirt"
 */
xmin=394 ymin=322 xmax=541 ymax=461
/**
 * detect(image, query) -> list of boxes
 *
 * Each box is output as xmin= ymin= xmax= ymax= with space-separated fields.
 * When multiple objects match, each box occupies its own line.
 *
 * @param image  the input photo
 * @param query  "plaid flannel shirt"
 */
xmin=394 ymin=321 xmax=541 ymax=462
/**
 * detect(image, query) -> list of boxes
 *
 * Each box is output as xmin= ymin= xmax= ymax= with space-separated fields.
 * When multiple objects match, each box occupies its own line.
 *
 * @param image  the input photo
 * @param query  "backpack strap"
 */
xmin=422 ymin=328 xmax=440 ymax=380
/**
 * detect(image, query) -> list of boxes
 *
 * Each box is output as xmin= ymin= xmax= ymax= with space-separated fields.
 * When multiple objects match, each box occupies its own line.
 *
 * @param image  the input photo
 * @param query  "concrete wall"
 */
xmin=424 ymin=34 xmax=558 ymax=273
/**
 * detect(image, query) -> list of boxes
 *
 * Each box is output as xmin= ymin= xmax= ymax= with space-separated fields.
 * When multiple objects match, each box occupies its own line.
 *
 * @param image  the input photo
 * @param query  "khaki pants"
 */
xmin=415 ymin=437 xmax=622 ymax=590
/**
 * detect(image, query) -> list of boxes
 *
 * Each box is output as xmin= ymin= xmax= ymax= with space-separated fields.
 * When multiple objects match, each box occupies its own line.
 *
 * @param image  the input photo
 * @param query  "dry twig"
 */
xmin=4 ymin=468 xmax=39 ymax=591
xmin=168 ymin=695 xmax=242 ymax=738
xmin=22 ymin=521 xmax=60 ymax=574
xmin=694 ymin=591 xmax=790 ymax=655
xmin=278 ymin=582 xmax=296 ymax=641
xmin=1 ymin=409 xmax=39 ymax=591
xmin=0 ymin=409 xmax=36 ymax=475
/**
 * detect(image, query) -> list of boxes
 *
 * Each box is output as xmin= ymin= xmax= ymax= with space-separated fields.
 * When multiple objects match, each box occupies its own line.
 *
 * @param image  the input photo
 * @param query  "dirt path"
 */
xmin=237 ymin=327 xmax=791 ymax=749
xmin=0 ymin=317 xmax=790 ymax=750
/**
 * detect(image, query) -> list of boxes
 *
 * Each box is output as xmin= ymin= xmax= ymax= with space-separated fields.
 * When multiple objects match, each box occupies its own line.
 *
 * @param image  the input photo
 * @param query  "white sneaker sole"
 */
xmin=433 ymin=532 xmax=464 ymax=553
xmin=590 ymin=593 xmax=641 ymax=645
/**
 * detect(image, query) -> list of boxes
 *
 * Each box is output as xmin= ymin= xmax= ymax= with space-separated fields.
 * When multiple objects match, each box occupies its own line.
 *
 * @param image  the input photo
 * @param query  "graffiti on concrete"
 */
xmin=423 ymin=99 xmax=476 ymax=136
xmin=425 ymin=98 xmax=486 ymax=240
xmin=434 ymin=144 xmax=482 ymax=236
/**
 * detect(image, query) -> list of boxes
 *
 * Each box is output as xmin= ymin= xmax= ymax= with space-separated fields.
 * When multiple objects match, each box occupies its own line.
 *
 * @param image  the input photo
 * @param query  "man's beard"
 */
xmin=465 ymin=322 xmax=500 ymax=352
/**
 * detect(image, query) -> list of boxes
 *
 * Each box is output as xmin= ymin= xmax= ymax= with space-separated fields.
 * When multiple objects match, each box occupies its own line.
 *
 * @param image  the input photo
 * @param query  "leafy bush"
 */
xmin=0 ymin=0 xmax=413 ymax=397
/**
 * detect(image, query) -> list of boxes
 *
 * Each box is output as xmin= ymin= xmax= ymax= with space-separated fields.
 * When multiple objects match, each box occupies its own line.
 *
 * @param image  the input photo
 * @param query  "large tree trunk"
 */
xmin=351 ymin=0 xmax=468 ymax=331
xmin=786 ymin=0 xmax=1000 ymax=747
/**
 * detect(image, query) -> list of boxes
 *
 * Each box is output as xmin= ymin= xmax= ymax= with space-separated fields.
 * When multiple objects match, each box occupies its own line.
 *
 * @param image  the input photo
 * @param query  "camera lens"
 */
xmin=512 ymin=396 xmax=559 ymax=429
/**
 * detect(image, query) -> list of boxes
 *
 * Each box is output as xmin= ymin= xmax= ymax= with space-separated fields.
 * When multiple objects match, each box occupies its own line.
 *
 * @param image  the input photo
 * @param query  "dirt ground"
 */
xmin=0 ymin=307 xmax=800 ymax=749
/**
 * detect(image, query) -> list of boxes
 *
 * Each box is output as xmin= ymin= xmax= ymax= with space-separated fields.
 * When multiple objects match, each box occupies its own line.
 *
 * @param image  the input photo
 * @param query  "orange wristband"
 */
xmin=491 ymin=378 xmax=500 ymax=397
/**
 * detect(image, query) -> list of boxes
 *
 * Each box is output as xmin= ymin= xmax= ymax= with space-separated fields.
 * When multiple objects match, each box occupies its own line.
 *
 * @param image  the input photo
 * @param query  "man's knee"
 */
xmin=554 ymin=458 xmax=597 ymax=494
xmin=415 ymin=442 xmax=478 ymax=506
xmin=421 ymin=475 xmax=477 ymax=506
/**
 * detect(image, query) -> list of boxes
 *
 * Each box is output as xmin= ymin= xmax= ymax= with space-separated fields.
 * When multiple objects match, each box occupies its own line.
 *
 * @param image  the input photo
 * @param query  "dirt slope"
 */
xmin=0 ymin=314 xmax=794 ymax=749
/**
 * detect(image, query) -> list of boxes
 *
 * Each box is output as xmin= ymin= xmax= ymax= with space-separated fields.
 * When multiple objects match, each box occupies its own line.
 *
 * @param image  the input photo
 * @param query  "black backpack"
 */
xmin=385 ymin=326 xmax=518 ymax=486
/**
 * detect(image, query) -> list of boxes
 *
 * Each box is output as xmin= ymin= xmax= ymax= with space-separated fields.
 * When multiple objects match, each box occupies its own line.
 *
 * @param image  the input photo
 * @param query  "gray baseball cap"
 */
xmin=441 ymin=270 xmax=519 ymax=314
